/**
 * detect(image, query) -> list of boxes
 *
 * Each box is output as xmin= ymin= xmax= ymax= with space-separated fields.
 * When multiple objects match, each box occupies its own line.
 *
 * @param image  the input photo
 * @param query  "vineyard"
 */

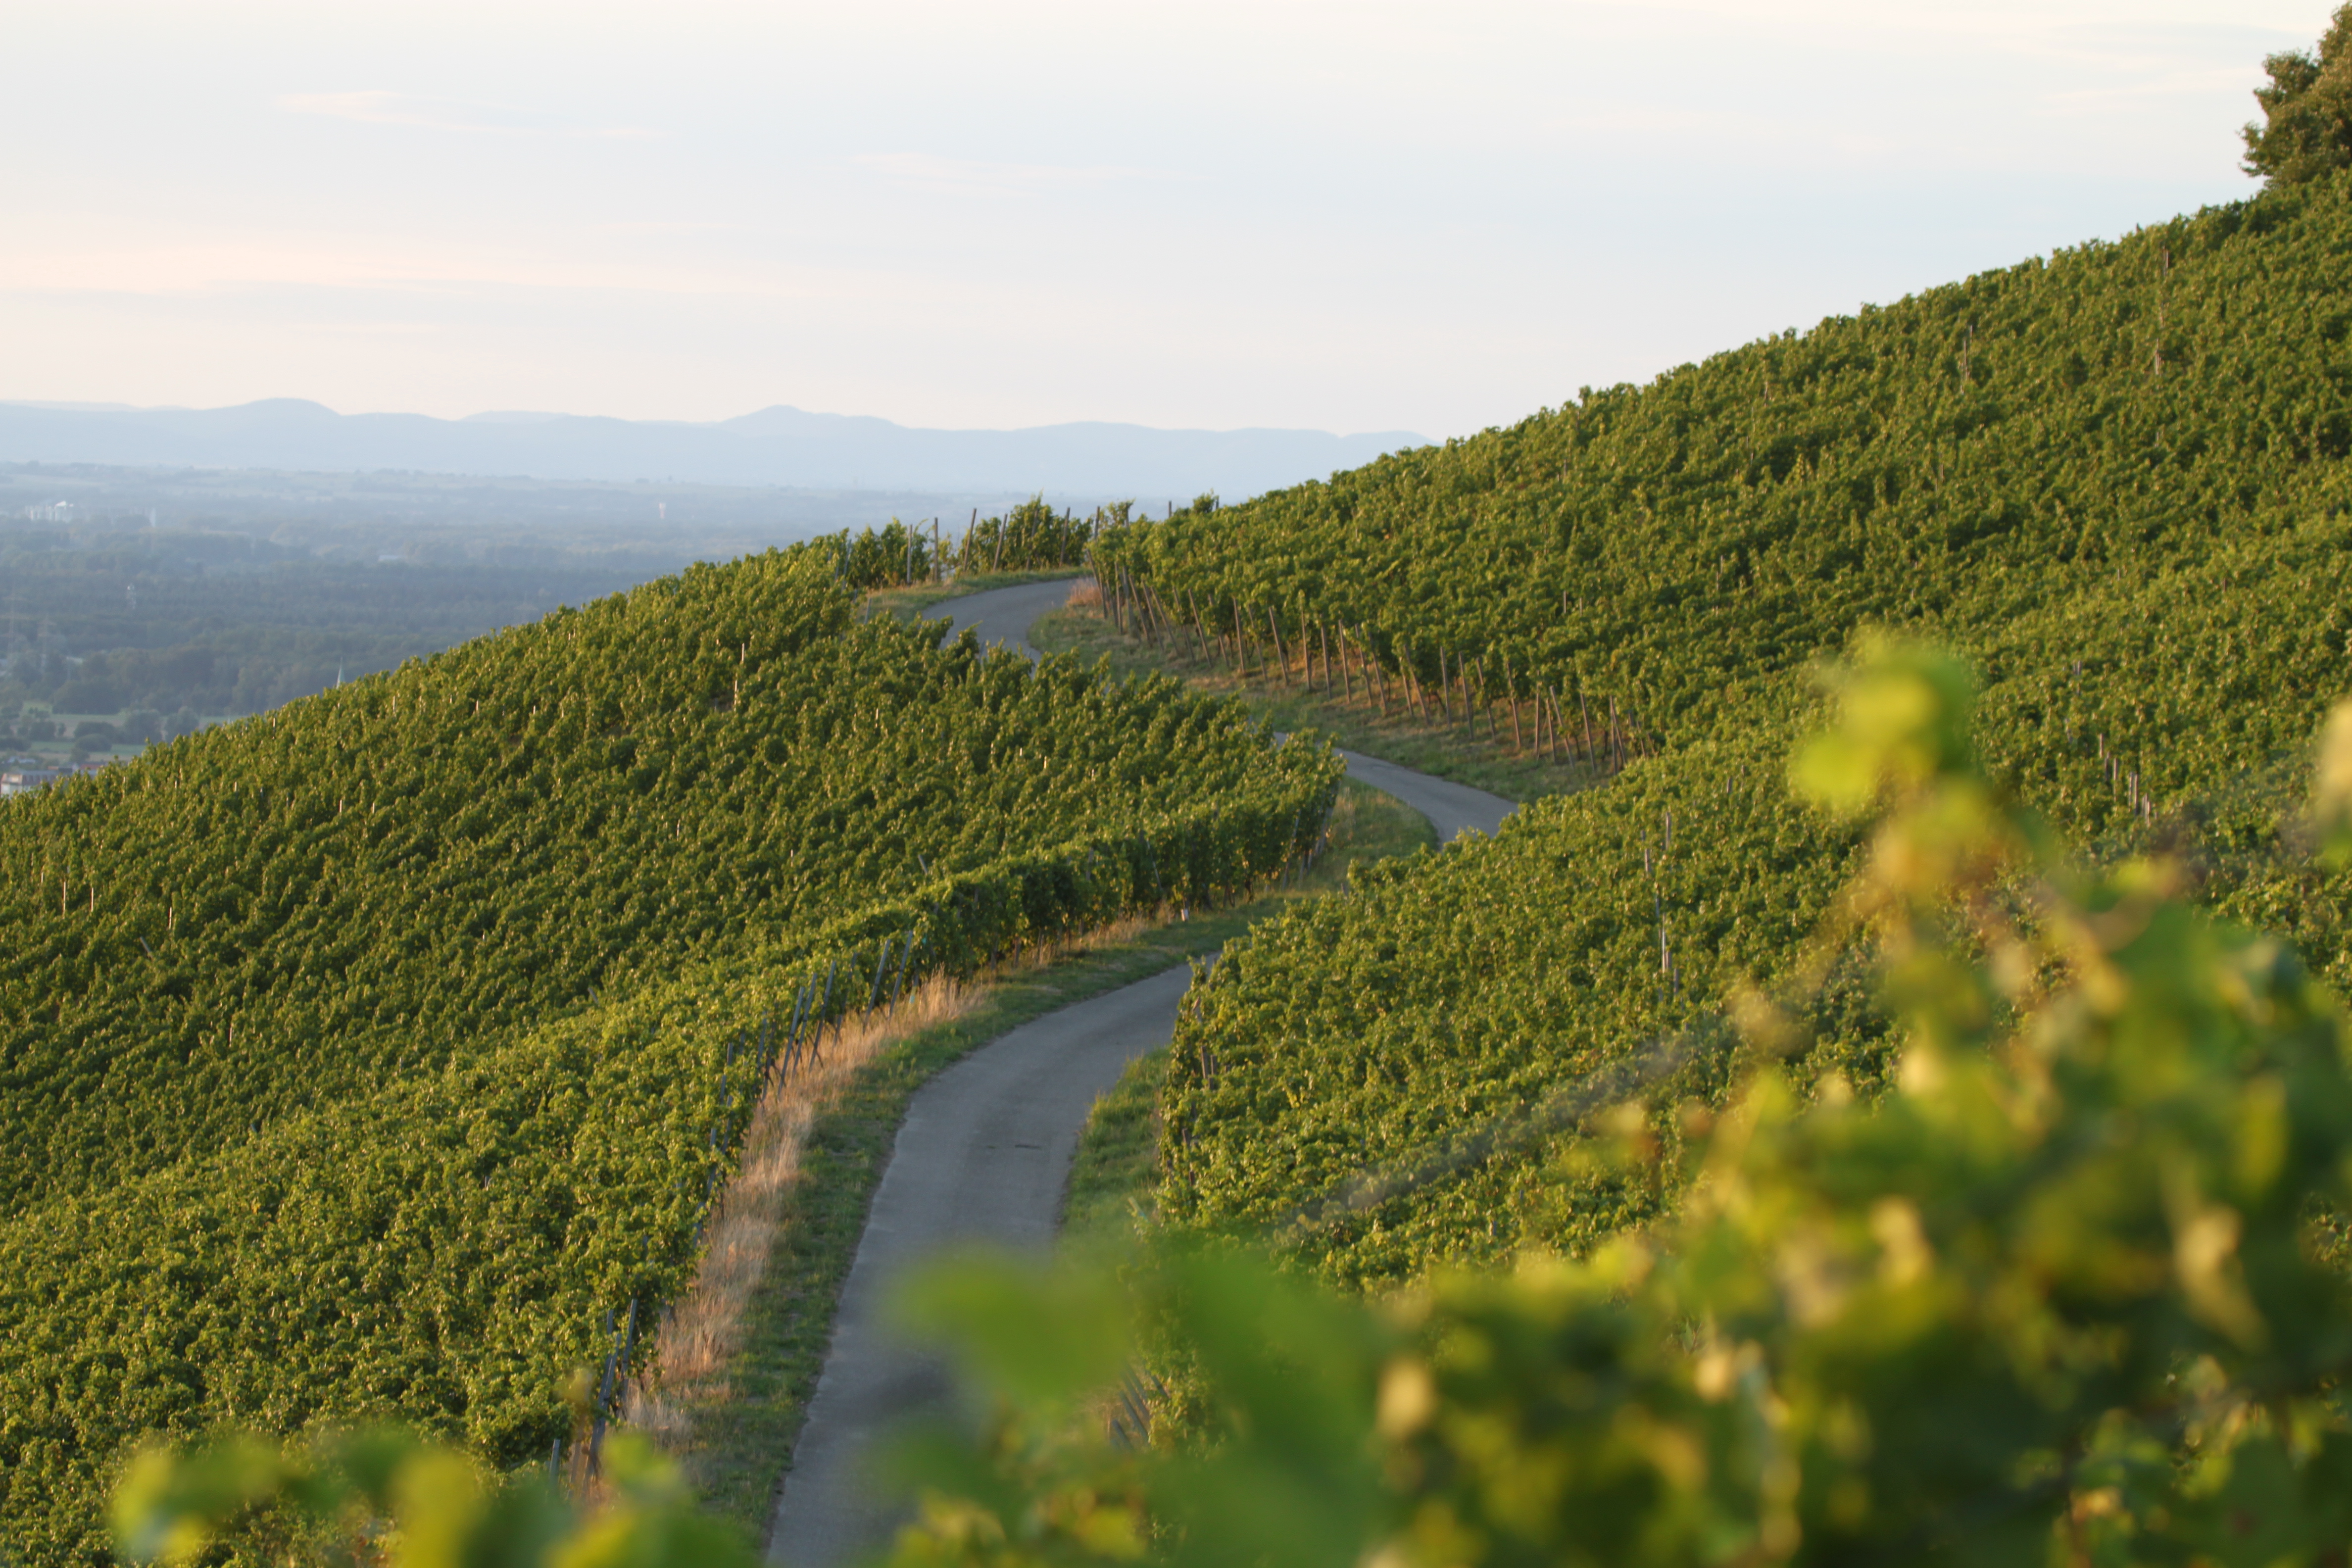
xmin=1125 ymin=170 xmax=2352 ymax=1284
xmin=826 ymin=496 xmax=1136 ymax=590
xmin=24 ymin=57 xmax=2352 ymax=1568
xmin=0 ymin=543 xmax=1338 ymax=1562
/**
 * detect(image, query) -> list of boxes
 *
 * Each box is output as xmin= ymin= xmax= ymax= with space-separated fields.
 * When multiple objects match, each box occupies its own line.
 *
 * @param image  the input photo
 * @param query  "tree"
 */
xmin=2244 ymin=4 xmax=2352 ymax=185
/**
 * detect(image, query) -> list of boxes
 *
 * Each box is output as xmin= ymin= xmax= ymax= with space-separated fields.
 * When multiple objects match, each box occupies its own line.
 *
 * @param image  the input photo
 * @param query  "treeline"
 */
xmin=1119 ymin=170 xmax=2352 ymax=1285
xmin=0 ymin=543 xmax=1338 ymax=1561
xmin=823 ymin=497 xmax=1151 ymax=589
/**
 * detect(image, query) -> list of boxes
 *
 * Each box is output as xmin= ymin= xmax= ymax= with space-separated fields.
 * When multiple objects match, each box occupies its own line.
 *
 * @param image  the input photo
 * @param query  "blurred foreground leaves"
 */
xmin=112 ymin=1428 xmax=752 ymax=1568
xmin=117 ymin=649 xmax=2352 ymax=1566
xmin=883 ymin=648 xmax=2352 ymax=1568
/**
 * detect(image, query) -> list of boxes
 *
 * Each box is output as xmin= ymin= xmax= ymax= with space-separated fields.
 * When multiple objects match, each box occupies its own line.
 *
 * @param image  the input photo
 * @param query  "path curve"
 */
xmin=768 ymin=582 xmax=1514 ymax=1566
xmin=933 ymin=577 xmax=1077 ymax=662
xmin=933 ymin=580 xmax=1513 ymax=842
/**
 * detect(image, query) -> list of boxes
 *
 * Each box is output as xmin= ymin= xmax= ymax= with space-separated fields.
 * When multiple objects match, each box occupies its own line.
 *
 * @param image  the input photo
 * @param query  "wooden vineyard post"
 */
xmin=1579 ymin=683 xmax=1596 ymax=760
xmin=1319 ymin=621 xmax=1333 ymax=694
xmin=1232 ymin=603 xmax=1249 ymax=678
xmin=1267 ymin=607 xmax=1290 ymax=689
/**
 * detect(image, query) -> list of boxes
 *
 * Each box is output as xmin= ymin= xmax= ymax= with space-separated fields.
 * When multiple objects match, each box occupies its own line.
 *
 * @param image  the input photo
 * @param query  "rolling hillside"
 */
xmin=1100 ymin=171 xmax=2352 ymax=1284
xmin=0 ymin=545 xmax=1338 ymax=1562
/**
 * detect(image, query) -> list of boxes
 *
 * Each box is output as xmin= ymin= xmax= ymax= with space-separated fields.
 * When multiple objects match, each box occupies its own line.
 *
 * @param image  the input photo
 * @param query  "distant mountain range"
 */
xmin=0 ymin=400 xmax=1425 ymax=501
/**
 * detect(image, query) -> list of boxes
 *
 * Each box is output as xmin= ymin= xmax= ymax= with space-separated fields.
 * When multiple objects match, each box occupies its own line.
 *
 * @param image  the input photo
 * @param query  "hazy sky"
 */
xmin=1 ymin=1 xmax=2332 ymax=440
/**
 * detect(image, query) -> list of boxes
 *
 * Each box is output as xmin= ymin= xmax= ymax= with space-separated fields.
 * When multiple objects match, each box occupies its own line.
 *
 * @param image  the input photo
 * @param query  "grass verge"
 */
xmin=1030 ymin=601 xmax=1590 ymax=804
xmin=684 ymin=775 xmax=1429 ymax=1542
xmin=1062 ymin=1047 xmax=1171 ymax=1240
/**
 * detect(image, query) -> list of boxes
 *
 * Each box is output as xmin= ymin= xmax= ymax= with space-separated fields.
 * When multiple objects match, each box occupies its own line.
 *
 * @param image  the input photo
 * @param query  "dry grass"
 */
xmin=1032 ymin=601 xmax=1592 ymax=804
xmin=1062 ymin=577 xmax=1104 ymax=612
xmin=623 ymin=973 xmax=973 ymax=1445
xmin=623 ymin=912 xmax=1160 ymax=1462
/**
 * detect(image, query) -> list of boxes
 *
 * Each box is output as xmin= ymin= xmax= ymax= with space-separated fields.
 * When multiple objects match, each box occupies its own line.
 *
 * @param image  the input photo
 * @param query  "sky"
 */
xmin=0 ymin=1 xmax=2334 ymax=441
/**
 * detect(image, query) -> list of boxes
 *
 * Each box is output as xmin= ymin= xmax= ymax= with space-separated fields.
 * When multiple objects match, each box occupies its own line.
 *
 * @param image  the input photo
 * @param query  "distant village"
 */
xmin=0 ymin=753 xmax=127 ymax=797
